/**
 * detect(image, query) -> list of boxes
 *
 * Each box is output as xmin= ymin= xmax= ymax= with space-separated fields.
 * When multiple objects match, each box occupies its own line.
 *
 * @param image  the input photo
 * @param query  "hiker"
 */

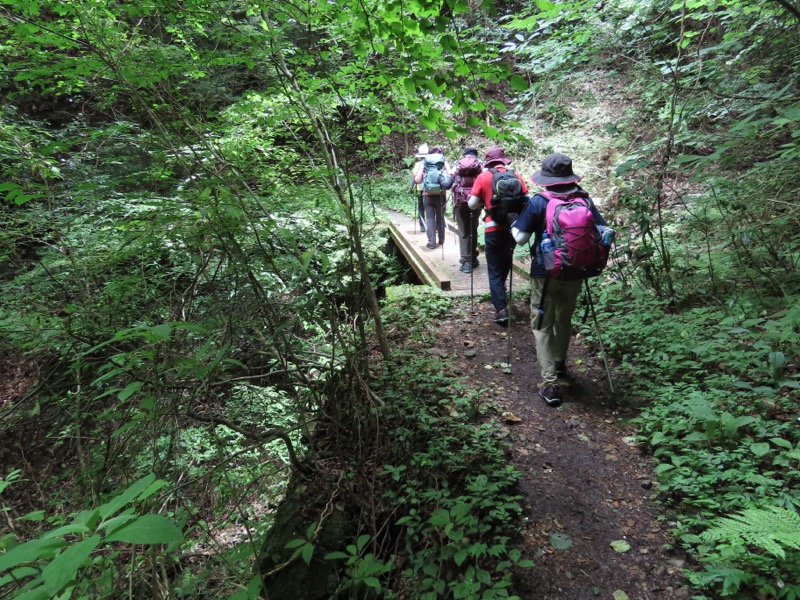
xmin=511 ymin=153 xmax=609 ymax=407
xmin=451 ymin=147 xmax=483 ymax=273
xmin=468 ymin=147 xmax=529 ymax=324
xmin=410 ymin=143 xmax=428 ymax=232
xmin=413 ymin=145 xmax=453 ymax=249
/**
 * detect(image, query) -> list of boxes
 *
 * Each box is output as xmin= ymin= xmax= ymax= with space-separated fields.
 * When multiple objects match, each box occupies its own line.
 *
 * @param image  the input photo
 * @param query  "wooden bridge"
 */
xmin=387 ymin=209 xmax=530 ymax=297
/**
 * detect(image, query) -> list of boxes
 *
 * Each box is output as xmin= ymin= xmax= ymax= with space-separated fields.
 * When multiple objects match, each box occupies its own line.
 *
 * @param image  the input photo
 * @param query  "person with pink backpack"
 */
xmin=511 ymin=153 xmax=612 ymax=407
xmin=451 ymin=147 xmax=483 ymax=273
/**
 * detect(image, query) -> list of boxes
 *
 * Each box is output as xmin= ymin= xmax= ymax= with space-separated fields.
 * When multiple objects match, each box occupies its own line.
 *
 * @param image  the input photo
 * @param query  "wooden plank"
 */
xmin=388 ymin=222 xmax=451 ymax=291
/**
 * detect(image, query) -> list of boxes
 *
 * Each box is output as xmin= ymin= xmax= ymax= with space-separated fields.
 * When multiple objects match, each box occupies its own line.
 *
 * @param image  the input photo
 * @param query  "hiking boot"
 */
xmin=472 ymin=259 xmax=480 ymax=268
xmin=538 ymin=385 xmax=562 ymax=407
xmin=426 ymin=243 xmax=437 ymax=249
xmin=493 ymin=308 xmax=509 ymax=325
xmin=460 ymin=262 xmax=472 ymax=273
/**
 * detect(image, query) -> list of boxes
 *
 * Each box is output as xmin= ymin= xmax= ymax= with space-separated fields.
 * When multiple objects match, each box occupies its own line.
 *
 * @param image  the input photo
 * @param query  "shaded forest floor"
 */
xmin=439 ymin=293 xmax=693 ymax=599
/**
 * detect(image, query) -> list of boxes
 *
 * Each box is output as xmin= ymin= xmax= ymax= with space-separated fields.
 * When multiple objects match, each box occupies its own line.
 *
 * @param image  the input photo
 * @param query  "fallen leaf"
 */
xmin=612 ymin=592 xmax=629 ymax=600
xmin=549 ymin=532 xmax=573 ymax=550
xmin=502 ymin=411 xmax=522 ymax=424
xmin=610 ymin=540 xmax=631 ymax=553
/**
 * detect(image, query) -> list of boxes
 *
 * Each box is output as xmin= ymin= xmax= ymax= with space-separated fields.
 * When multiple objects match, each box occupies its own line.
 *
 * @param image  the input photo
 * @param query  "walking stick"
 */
xmin=469 ymin=209 xmax=474 ymax=312
xmin=507 ymin=240 xmax=513 ymax=369
xmin=583 ymin=279 xmax=615 ymax=395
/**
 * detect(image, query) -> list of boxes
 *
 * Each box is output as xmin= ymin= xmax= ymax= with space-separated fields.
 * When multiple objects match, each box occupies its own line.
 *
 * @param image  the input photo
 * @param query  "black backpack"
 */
xmin=489 ymin=168 xmax=526 ymax=225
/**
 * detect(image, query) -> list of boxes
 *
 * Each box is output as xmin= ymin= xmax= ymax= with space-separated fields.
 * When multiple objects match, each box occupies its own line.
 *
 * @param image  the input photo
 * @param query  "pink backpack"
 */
xmin=452 ymin=155 xmax=482 ymax=205
xmin=541 ymin=189 xmax=609 ymax=279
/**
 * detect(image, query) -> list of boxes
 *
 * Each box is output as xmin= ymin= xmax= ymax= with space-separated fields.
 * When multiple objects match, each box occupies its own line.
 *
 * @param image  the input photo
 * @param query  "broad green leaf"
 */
xmin=98 ymin=513 xmax=136 ymax=535
xmin=750 ymin=442 xmax=771 ymax=457
xmin=509 ymin=74 xmax=528 ymax=91
xmin=429 ymin=509 xmax=450 ymax=526
xmin=300 ymin=543 xmax=313 ymax=564
xmin=149 ymin=324 xmax=171 ymax=340
xmin=454 ymin=548 xmax=468 ymax=566
xmin=42 ymin=523 xmax=91 ymax=539
xmin=771 ymin=438 xmax=794 ymax=450
xmin=117 ymin=381 xmax=142 ymax=401
xmin=98 ymin=474 xmax=156 ymax=519
xmin=364 ymin=577 xmax=381 ymax=589
xmin=105 ymin=514 xmax=182 ymax=545
xmin=0 ymin=538 xmax=66 ymax=571
xmin=0 ymin=566 xmax=38 ymax=587
xmin=41 ymin=535 xmax=101 ymax=595
xmin=480 ymin=123 xmax=499 ymax=139
xmin=19 ymin=511 xmax=46 ymax=522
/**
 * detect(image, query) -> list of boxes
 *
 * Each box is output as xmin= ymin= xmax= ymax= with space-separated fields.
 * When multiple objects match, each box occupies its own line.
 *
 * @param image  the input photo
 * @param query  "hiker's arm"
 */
xmin=511 ymin=197 xmax=541 ymax=244
xmin=467 ymin=194 xmax=482 ymax=211
xmin=511 ymin=226 xmax=531 ymax=245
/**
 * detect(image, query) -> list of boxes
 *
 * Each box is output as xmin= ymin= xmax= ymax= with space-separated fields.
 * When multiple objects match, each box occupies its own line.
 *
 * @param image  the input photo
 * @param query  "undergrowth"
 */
xmin=589 ymin=277 xmax=800 ymax=599
xmin=371 ymin=286 xmax=533 ymax=598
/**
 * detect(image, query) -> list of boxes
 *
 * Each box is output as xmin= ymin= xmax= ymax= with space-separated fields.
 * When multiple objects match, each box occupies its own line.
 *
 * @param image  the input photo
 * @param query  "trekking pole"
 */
xmin=469 ymin=210 xmax=474 ymax=312
xmin=413 ymin=191 xmax=417 ymax=235
xmin=441 ymin=194 xmax=445 ymax=260
xmin=507 ymin=241 xmax=513 ymax=369
xmin=583 ymin=279 xmax=615 ymax=395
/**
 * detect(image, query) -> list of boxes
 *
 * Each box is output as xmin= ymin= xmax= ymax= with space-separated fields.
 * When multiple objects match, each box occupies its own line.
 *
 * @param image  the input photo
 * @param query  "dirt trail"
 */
xmin=442 ymin=296 xmax=693 ymax=600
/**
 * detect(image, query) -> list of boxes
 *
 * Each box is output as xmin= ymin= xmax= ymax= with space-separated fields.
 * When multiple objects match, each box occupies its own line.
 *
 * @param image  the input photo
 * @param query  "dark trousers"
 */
xmin=453 ymin=203 xmax=479 ymax=265
xmin=484 ymin=229 xmax=515 ymax=311
xmin=423 ymin=194 xmax=445 ymax=247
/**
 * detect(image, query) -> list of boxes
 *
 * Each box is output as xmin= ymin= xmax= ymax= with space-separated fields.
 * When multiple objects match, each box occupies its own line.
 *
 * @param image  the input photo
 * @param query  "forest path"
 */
xmin=437 ymin=296 xmax=693 ymax=599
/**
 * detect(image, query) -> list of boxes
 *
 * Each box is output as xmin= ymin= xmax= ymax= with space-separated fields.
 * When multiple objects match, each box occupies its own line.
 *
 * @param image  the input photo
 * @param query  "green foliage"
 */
xmin=0 ymin=474 xmax=184 ymax=598
xmin=324 ymin=534 xmax=393 ymax=597
xmin=382 ymin=285 xmax=453 ymax=331
xmin=703 ymin=506 xmax=800 ymax=560
xmin=370 ymin=340 xmax=533 ymax=599
xmin=588 ymin=277 xmax=799 ymax=598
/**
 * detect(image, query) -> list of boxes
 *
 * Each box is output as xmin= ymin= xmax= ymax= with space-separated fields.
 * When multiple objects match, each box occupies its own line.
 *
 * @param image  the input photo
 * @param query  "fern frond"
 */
xmin=702 ymin=506 xmax=800 ymax=559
